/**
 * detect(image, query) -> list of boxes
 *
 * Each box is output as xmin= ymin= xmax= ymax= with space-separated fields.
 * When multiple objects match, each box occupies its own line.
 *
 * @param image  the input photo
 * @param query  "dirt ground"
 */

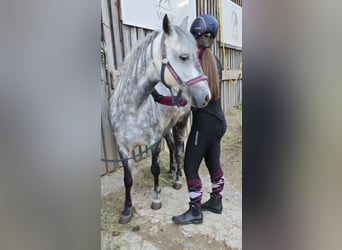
xmin=101 ymin=105 xmax=242 ymax=250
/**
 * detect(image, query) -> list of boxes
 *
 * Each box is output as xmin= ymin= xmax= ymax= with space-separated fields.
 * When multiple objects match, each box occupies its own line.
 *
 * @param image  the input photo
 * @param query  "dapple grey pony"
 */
xmin=110 ymin=15 xmax=210 ymax=224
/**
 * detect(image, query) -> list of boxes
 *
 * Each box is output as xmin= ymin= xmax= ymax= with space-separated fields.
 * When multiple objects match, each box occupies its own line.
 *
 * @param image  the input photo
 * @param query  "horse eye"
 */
xmin=179 ymin=55 xmax=189 ymax=61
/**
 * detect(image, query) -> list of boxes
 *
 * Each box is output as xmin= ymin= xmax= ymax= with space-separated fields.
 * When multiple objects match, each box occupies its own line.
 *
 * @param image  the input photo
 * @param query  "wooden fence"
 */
xmin=100 ymin=0 xmax=242 ymax=175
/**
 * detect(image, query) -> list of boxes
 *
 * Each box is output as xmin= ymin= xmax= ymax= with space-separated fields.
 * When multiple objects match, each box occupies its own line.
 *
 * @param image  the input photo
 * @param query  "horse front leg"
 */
xmin=164 ymin=131 xmax=176 ymax=178
xmin=118 ymin=150 xmax=134 ymax=224
xmin=150 ymin=142 xmax=162 ymax=210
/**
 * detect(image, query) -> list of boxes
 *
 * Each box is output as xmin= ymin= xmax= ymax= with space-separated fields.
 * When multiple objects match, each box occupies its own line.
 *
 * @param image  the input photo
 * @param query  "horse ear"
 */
xmin=179 ymin=16 xmax=188 ymax=30
xmin=162 ymin=14 xmax=171 ymax=35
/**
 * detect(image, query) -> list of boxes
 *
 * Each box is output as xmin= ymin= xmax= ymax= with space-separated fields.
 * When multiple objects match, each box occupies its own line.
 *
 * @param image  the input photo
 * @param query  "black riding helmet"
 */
xmin=190 ymin=14 xmax=219 ymax=38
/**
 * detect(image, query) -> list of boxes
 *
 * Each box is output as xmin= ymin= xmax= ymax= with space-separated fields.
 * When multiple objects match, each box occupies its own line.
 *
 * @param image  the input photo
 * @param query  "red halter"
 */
xmin=159 ymin=34 xmax=208 ymax=106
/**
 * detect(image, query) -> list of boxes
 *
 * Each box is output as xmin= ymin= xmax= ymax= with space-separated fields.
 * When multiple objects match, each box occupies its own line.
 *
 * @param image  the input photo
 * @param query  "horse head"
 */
xmin=153 ymin=15 xmax=211 ymax=108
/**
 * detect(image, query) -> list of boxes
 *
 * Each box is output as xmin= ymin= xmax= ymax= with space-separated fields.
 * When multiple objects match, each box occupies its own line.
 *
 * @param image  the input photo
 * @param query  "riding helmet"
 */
xmin=190 ymin=14 xmax=219 ymax=38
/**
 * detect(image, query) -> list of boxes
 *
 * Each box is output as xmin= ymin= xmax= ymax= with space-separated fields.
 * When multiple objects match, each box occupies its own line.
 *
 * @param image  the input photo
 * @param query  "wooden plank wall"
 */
xmin=100 ymin=0 xmax=243 ymax=175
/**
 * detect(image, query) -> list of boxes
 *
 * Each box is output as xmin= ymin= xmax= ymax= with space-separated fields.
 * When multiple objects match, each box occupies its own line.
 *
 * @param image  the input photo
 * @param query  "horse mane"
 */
xmin=116 ymin=31 xmax=159 ymax=92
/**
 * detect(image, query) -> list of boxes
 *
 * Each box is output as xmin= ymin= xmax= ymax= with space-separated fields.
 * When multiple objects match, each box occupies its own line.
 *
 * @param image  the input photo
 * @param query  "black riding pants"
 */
xmin=183 ymin=111 xmax=227 ymax=180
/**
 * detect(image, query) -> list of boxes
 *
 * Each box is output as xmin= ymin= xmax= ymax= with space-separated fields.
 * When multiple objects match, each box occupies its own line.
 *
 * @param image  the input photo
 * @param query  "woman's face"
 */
xmin=196 ymin=33 xmax=214 ymax=49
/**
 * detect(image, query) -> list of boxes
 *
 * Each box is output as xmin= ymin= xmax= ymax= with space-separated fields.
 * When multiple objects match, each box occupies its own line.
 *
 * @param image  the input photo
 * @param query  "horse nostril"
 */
xmin=205 ymin=95 xmax=209 ymax=102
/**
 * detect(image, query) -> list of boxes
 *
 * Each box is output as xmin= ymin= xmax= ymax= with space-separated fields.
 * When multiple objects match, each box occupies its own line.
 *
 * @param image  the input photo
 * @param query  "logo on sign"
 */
xmin=155 ymin=0 xmax=175 ymax=24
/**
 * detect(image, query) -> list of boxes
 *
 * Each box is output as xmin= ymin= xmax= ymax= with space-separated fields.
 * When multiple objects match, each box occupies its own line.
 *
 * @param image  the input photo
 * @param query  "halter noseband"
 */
xmin=159 ymin=34 xmax=208 ymax=106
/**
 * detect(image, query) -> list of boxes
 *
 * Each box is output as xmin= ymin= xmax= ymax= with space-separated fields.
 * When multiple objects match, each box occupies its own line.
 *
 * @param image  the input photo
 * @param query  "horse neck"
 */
xmin=115 ymin=32 xmax=162 ymax=109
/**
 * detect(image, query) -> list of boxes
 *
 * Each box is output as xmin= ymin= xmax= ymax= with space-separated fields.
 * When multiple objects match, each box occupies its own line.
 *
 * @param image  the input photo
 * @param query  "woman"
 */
xmin=172 ymin=14 xmax=227 ymax=225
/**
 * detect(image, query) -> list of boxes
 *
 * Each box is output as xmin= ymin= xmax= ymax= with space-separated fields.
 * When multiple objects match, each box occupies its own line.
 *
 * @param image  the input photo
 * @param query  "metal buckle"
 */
xmin=162 ymin=58 xmax=169 ymax=64
xmin=180 ymin=82 xmax=188 ymax=91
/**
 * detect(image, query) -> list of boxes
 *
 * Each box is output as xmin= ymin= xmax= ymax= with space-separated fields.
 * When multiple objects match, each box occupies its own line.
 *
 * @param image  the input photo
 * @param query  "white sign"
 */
xmin=221 ymin=0 xmax=242 ymax=49
xmin=121 ymin=0 xmax=196 ymax=30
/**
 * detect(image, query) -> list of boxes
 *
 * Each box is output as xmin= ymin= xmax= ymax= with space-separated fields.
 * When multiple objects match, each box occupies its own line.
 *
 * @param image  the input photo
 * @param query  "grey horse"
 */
xmin=110 ymin=15 xmax=210 ymax=224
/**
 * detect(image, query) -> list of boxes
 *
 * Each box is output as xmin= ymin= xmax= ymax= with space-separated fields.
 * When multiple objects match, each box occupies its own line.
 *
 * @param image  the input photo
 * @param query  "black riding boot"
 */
xmin=172 ymin=203 xmax=203 ymax=225
xmin=201 ymin=195 xmax=223 ymax=214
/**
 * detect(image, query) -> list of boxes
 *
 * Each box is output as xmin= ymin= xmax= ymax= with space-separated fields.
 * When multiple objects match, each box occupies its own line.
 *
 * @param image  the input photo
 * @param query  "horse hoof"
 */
xmin=119 ymin=214 xmax=133 ymax=224
xmin=151 ymin=200 xmax=162 ymax=210
xmin=119 ymin=207 xmax=133 ymax=224
xmin=172 ymin=181 xmax=182 ymax=190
